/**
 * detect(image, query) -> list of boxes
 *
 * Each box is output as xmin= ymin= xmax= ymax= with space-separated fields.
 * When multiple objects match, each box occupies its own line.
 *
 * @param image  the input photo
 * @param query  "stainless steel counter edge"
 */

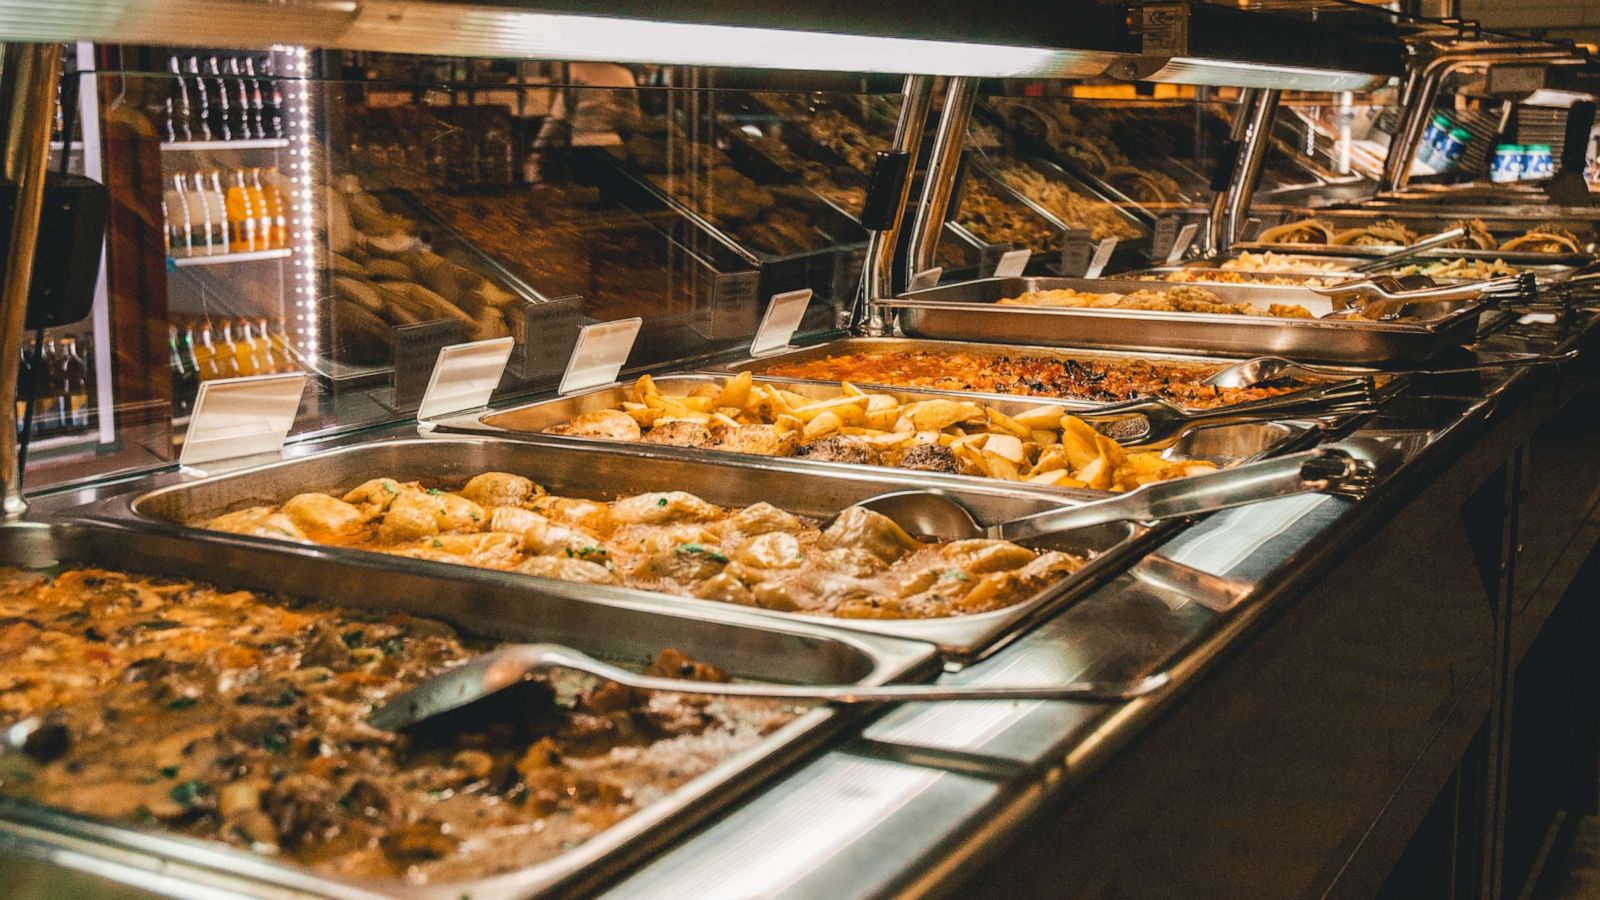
xmin=596 ymin=306 xmax=1600 ymax=899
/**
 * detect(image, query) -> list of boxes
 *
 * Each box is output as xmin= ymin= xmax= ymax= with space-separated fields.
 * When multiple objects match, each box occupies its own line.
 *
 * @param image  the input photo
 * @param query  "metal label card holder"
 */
xmin=416 ymin=336 xmax=515 ymax=423
xmin=991 ymin=249 xmax=1031 ymax=279
xmin=179 ymin=372 xmax=307 ymax=468
xmin=909 ymin=267 xmax=943 ymax=292
xmin=559 ymin=317 xmax=643 ymax=395
xmin=1084 ymin=238 xmax=1120 ymax=279
xmin=1165 ymin=222 xmax=1199 ymax=265
xmin=750 ymin=289 xmax=814 ymax=357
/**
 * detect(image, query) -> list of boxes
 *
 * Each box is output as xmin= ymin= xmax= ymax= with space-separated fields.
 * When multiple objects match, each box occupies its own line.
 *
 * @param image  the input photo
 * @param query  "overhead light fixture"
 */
xmin=0 ymin=0 xmax=1122 ymax=78
xmin=1145 ymin=57 xmax=1387 ymax=92
xmin=339 ymin=3 xmax=1122 ymax=77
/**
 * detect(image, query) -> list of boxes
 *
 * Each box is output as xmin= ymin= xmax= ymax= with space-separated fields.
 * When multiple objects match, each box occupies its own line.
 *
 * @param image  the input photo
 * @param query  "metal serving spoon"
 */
xmin=367 ymin=646 xmax=1172 ymax=731
xmin=1205 ymin=351 xmax=1581 ymax=390
xmin=831 ymin=445 xmax=1375 ymax=543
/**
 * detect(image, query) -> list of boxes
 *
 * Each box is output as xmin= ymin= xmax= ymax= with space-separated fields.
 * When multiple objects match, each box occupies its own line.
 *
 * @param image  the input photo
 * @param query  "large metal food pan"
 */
xmin=436 ymin=373 xmax=1319 ymax=479
xmin=0 ymin=519 xmax=935 ymax=900
xmin=83 ymin=438 xmax=1161 ymax=659
xmin=882 ymin=276 xmax=1489 ymax=366
xmin=1229 ymin=240 xmax=1590 ymax=267
xmin=709 ymin=336 xmax=1385 ymax=408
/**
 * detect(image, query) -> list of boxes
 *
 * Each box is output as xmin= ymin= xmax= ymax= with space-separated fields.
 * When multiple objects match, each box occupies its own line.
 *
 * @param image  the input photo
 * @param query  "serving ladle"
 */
xmin=370 ymin=445 xmax=1385 ymax=730
xmin=367 ymin=645 xmax=1173 ymax=731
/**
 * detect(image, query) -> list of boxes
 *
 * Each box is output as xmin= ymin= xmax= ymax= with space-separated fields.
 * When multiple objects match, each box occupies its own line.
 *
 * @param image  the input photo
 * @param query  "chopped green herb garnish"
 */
xmin=169 ymin=780 xmax=212 ymax=807
xmin=166 ymin=696 xmax=198 ymax=710
xmin=658 ymin=497 xmax=669 ymax=507
xmin=939 ymin=569 xmax=970 ymax=582
xmin=379 ymin=637 xmax=405 ymax=655
xmin=262 ymin=732 xmax=289 ymax=753
xmin=678 ymin=544 xmax=729 ymax=564
xmin=160 ymin=765 xmax=180 ymax=778
xmin=426 ymin=488 xmax=444 ymax=496
xmin=432 ymin=539 xmax=444 ymax=548
xmin=382 ymin=483 xmax=398 ymax=495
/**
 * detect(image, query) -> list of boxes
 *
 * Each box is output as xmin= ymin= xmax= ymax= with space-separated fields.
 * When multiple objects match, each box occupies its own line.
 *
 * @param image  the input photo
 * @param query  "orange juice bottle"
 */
xmin=224 ymin=170 xmax=258 ymax=252
xmin=245 ymin=169 xmax=273 ymax=250
xmin=259 ymin=167 xmax=288 ymax=249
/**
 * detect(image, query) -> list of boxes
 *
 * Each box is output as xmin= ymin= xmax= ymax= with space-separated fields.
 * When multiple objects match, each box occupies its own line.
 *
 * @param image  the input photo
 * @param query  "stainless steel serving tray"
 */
xmin=881 ymin=276 xmax=1492 ymax=366
xmin=80 ymin=437 xmax=1167 ymax=659
xmin=435 ymin=373 xmax=1319 ymax=477
xmin=1132 ymin=261 xmax=1574 ymax=283
xmin=708 ymin=336 xmax=1384 ymax=408
xmin=0 ymin=519 xmax=935 ymax=899
xmin=1229 ymin=240 xmax=1592 ymax=268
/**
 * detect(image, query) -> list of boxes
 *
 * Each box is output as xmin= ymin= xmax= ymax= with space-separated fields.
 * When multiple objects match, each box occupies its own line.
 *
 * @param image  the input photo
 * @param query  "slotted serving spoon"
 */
xmin=833 ymin=445 xmax=1372 ymax=543
xmin=1070 ymin=378 xmax=1377 ymax=448
xmin=367 ymin=645 xmax=1173 ymax=730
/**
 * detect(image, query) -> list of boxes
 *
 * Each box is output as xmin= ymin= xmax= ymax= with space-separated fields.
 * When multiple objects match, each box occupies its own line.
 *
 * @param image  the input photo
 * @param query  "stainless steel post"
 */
xmin=1208 ymin=88 xmax=1279 ymax=256
xmin=906 ymin=75 xmax=976 ymax=282
xmin=1380 ymin=64 xmax=1441 ymax=193
xmin=857 ymin=74 xmax=932 ymax=335
xmin=0 ymin=42 xmax=64 ymax=517
xmin=1204 ymin=87 xmax=1258 ymax=256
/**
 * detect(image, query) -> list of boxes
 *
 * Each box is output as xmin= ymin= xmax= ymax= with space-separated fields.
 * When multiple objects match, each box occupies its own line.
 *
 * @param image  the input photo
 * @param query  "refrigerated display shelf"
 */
xmin=168 ymin=248 xmax=291 ymax=267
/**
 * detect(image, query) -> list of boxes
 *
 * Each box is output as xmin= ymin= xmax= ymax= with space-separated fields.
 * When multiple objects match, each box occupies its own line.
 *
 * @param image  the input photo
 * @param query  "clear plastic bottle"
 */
xmin=164 ymin=174 xmax=192 ymax=255
xmin=59 ymin=337 xmax=89 ymax=430
xmin=225 ymin=57 xmax=255 ymax=140
xmin=186 ymin=57 xmax=212 ymax=142
xmin=254 ymin=317 xmax=282 ymax=373
xmin=184 ymin=173 xmax=214 ymax=254
xmin=245 ymin=169 xmax=273 ymax=249
xmin=226 ymin=320 xmax=255 ymax=376
xmin=195 ymin=320 xmax=223 ymax=380
xmin=197 ymin=172 xmax=228 ymax=252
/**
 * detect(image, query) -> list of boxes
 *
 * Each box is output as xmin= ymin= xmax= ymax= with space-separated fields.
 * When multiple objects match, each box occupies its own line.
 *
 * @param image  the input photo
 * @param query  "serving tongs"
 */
xmin=1205 ymin=350 xmax=1581 ymax=389
xmin=1315 ymin=273 xmax=1528 ymax=321
xmin=1068 ymin=378 xmax=1377 ymax=449
xmin=370 ymin=446 xmax=1384 ymax=724
xmin=1349 ymin=225 xmax=1468 ymax=274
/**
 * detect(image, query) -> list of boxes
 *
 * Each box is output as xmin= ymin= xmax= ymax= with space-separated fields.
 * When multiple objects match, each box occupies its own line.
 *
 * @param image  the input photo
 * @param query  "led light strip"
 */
xmin=275 ymin=44 xmax=319 ymax=364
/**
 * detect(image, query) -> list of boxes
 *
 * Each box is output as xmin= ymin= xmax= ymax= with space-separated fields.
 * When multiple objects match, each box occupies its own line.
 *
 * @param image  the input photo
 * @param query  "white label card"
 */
xmin=1084 ymin=238 xmax=1119 ymax=279
xmin=180 ymin=373 xmax=307 ymax=467
xmin=1165 ymin=222 xmax=1200 ymax=265
xmin=908 ymin=267 xmax=943 ymax=292
xmin=417 ymin=336 xmax=515 ymax=422
xmin=751 ymin=289 xmax=814 ymax=357
xmin=559 ymin=317 xmax=642 ymax=395
xmin=992 ymin=249 xmax=1031 ymax=279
